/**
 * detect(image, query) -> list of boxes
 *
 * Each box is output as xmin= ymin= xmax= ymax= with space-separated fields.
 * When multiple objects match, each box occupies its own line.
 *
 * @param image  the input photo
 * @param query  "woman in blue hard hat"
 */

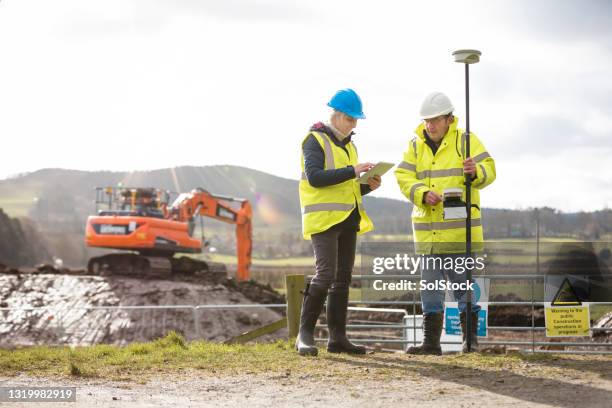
xmin=297 ymin=88 xmax=381 ymax=356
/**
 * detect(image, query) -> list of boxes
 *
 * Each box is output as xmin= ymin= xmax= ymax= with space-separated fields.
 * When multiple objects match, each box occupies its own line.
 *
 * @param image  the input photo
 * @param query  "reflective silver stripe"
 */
xmin=301 ymin=172 xmax=307 ymax=180
xmin=412 ymin=138 xmax=417 ymax=158
xmin=433 ymin=219 xmax=482 ymax=230
xmin=302 ymin=203 xmax=354 ymax=214
xmin=417 ymin=168 xmax=463 ymax=179
xmin=413 ymin=222 xmax=432 ymax=231
xmin=473 ymin=152 xmax=491 ymax=163
xmin=413 ymin=218 xmax=482 ymax=231
xmin=318 ymin=133 xmax=336 ymax=170
xmin=474 ymin=164 xmax=487 ymax=187
xmin=397 ymin=161 xmax=416 ymax=172
xmin=409 ymin=183 xmax=426 ymax=203
xmin=434 ymin=168 xmax=463 ymax=177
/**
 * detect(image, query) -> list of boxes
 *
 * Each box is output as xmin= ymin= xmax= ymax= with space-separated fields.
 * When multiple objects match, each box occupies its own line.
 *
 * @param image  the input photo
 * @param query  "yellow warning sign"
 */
xmin=551 ymin=277 xmax=582 ymax=306
xmin=545 ymin=305 xmax=590 ymax=337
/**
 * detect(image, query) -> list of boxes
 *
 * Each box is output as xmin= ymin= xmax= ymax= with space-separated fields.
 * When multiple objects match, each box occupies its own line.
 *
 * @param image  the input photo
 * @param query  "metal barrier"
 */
xmin=312 ymin=273 xmax=612 ymax=354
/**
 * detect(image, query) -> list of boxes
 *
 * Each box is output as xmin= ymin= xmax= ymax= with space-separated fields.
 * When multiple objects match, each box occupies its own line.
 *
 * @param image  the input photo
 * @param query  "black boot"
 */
xmin=460 ymin=311 xmax=480 ymax=353
xmin=406 ymin=312 xmax=443 ymax=355
xmin=295 ymin=283 xmax=328 ymax=356
xmin=326 ymin=287 xmax=366 ymax=354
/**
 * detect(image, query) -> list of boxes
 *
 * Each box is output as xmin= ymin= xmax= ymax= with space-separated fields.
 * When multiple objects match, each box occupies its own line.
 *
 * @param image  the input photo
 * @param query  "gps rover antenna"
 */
xmin=452 ymin=49 xmax=481 ymax=352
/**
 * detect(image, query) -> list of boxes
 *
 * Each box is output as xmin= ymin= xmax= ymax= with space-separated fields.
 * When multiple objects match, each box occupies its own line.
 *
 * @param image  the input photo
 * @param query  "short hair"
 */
xmin=332 ymin=110 xmax=355 ymax=121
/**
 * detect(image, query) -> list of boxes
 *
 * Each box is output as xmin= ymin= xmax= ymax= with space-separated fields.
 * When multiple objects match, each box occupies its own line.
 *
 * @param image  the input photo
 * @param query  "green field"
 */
xmin=0 ymin=185 xmax=41 ymax=217
xmin=199 ymin=253 xmax=315 ymax=267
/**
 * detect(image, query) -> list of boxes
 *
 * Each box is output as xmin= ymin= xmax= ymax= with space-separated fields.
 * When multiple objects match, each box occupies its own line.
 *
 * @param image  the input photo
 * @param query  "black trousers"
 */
xmin=310 ymin=221 xmax=357 ymax=291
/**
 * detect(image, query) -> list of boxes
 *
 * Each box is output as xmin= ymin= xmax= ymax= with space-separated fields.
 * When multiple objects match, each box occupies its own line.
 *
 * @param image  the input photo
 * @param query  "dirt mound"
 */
xmin=0 ymin=209 xmax=50 ymax=267
xmin=225 ymin=279 xmax=286 ymax=307
xmin=3 ymin=263 xmax=286 ymax=306
xmin=0 ymin=273 xmax=285 ymax=347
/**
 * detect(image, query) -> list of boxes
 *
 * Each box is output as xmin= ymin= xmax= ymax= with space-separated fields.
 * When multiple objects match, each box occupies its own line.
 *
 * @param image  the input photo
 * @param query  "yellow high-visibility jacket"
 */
xmin=395 ymin=117 xmax=495 ymax=253
xmin=300 ymin=131 xmax=374 ymax=240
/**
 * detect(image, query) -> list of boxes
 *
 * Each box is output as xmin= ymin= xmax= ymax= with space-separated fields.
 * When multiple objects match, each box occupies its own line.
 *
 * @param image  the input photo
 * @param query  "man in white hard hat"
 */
xmin=395 ymin=92 xmax=496 ymax=354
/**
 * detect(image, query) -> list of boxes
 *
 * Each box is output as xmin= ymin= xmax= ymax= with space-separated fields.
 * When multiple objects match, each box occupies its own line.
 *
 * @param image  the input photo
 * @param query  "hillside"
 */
xmin=0 ymin=166 xmax=414 ymax=230
xmin=0 ymin=165 xmax=610 ymax=267
xmin=0 ymin=166 xmax=299 ymax=225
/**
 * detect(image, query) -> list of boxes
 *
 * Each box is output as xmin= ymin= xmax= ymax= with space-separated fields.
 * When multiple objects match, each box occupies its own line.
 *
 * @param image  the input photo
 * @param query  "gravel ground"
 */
xmin=2 ymin=355 xmax=611 ymax=408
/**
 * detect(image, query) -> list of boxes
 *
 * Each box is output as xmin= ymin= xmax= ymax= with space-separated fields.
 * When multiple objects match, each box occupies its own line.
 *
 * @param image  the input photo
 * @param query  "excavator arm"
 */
xmin=170 ymin=189 xmax=253 ymax=281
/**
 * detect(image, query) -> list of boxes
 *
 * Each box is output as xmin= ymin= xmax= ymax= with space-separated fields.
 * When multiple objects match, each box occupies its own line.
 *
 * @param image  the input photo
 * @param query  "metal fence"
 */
xmin=330 ymin=273 xmax=612 ymax=354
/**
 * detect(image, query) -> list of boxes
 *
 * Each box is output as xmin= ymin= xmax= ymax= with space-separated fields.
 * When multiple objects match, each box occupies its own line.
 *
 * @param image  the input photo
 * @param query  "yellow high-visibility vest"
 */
xmin=395 ymin=117 xmax=496 ymax=254
xmin=299 ymin=131 xmax=374 ymax=240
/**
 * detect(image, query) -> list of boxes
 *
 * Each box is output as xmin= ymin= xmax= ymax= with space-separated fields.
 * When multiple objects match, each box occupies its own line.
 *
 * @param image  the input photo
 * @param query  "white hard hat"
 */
xmin=420 ymin=92 xmax=454 ymax=119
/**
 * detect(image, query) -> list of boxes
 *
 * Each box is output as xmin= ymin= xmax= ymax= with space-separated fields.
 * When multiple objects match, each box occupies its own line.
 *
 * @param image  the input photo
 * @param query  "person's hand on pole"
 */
xmin=354 ymin=162 xmax=374 ymax=177
xmin=367 ymin=175 xmax=381 ymax=190
xmin=424 ymin=191 xmax=442 ymax=205
xmin=463 ymin=157 xmax=476 ymax=177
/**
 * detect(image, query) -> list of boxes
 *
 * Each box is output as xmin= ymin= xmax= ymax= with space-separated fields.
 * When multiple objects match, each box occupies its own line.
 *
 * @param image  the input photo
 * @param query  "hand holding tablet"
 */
xmin=358 ymin=162 xmax=395 ymax=184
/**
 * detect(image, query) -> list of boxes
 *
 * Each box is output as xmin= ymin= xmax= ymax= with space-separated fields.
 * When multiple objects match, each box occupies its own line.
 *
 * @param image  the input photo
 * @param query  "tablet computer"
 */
xmin=358 ymin=162 xmax=395 ymax=184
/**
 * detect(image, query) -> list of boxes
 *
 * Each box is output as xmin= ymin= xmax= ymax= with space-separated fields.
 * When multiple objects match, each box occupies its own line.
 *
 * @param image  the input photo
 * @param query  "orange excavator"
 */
xmin=84 ymin=187 xmax=252 ymax=280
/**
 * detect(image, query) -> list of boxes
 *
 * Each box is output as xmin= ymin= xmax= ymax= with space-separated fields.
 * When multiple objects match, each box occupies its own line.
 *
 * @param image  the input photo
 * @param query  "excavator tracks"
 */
xmin=86 ymin=253 xmax=226 ymax=280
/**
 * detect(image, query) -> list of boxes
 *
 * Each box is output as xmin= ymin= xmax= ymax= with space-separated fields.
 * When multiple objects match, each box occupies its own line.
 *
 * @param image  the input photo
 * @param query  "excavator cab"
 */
xmin=95 ymin=187 xmax=169 ymax=219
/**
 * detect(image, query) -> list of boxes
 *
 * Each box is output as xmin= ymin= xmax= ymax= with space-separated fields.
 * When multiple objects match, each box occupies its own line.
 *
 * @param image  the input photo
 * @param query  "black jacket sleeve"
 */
xmin=360 ymin=184 xmax=372 ymax=195
xmin=302 ymin=135 xmax=356 ymax=187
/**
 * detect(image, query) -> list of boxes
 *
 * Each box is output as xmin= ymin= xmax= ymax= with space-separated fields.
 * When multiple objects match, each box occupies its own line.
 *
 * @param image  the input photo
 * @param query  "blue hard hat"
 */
xmin=327 ymin=88 xmax=366 ymax=119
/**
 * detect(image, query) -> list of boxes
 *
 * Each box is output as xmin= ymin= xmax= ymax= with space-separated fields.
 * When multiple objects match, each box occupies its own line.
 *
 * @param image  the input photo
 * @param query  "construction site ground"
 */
xmin=0 ymin=269 xmax=285 ymax=347
xmin=1 ymin=338 xmax=611 ymax=408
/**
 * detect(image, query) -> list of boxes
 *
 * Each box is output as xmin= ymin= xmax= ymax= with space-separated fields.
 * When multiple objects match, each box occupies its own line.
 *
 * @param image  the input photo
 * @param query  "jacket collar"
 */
xmin=310 ymin=122 xmax=354 ymax=146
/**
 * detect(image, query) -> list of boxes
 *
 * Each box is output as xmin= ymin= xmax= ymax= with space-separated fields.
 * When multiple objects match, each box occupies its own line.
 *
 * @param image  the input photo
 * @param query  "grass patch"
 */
xmin=0 ymin=183 xmax=44 ymax=217
xmin=68 ymin=360 xmax=89 ymax=377
xmin=196 ymin=254 xmax=315 ymax=267
xmin=1 ymin=332 xmax=611 ymax=383
xmin=591 ymin=304 xmax=612 ymax=322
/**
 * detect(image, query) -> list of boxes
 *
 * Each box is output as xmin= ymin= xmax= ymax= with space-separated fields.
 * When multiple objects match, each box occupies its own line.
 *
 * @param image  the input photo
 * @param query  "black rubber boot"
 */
xmin=326 ymin=287 xmax=366 ymax=354
xmin=460 ymin=311 xmax=480 ymax=353
xmin=295 ymin=283 xmax=328 ymax=356
xmin=406 ymin=312 xmax=443 ymax=355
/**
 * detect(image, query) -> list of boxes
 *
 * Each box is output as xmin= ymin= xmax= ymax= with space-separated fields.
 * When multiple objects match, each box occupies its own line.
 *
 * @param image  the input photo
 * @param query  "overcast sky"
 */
xmin=0 ymin=0 xmax=610 ymax=212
